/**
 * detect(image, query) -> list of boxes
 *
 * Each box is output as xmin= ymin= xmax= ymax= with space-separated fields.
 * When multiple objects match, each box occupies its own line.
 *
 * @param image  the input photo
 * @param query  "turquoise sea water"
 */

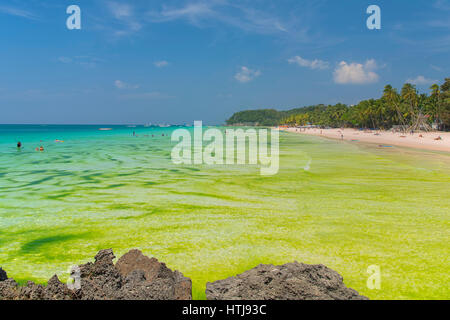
xmin=0 ymin=125 xmax=449 ymax=299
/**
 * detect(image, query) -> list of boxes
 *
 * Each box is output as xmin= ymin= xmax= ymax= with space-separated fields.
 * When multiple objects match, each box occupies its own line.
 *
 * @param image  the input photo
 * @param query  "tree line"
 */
xmin=226 ymin=78 xmax=450 ymax=131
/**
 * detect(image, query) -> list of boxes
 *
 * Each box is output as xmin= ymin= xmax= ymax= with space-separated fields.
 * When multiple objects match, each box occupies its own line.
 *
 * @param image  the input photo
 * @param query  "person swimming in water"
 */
xmin=17 ymin=141 xmax=22 ymax=148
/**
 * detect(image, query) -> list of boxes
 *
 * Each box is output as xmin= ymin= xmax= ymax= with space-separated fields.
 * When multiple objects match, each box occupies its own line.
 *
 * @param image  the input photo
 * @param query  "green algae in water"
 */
xmin=0 ymin=125 xmax=449 ymax=299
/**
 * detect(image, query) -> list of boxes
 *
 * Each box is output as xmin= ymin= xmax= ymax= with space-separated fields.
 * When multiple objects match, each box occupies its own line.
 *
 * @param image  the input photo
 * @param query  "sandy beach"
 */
xmin=280 ymin=127 xmax=450 ymax=152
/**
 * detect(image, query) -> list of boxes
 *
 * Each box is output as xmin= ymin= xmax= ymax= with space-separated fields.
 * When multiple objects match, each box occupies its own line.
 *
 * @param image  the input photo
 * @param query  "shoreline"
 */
xmin=278 ymin=127 xmax=450 ymax=153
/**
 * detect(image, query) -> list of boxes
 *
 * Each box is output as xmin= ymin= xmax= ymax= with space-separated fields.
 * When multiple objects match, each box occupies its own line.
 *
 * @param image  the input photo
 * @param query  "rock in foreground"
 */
xmin=206 ymin=262 xmax=368 ymax=300
xmin=0 ymin=268 xmax=7 ymax=282
xmin=0 ymin=249 xmax=192 ymax=300
xmin=115 ymin=249 xmax=192 ymax=300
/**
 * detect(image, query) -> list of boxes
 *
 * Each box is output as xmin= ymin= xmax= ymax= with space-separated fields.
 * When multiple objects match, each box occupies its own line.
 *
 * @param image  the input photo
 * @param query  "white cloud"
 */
xmin=430 ymin=64 xmax=443 ymax=72
xmin=114 ymin=80 xmax=139 ymax=89
xmin=58 ymin=57 xmax=73 ymax=64
xmin=150 ymin=3 xmax=214 ymax=22
xmin=58 ymin=56 xmax=102 ymax=68
xmin=147 ymin=2 xmax=290 ymax=35
xmin=0 ymin=5 xmax=37 ymax=20
xmin=406 ymin=75 xmax=438 ymax=85
xmin=333 ymin=59 xmax=379 ymax=84
xmin=433 ymin=0 xmax=450 ymax=10
xmin=234 ymin=66 xmax=261 ymax=83
xmin=428 ymin=19 xmax=450 ymax=28
xmin=108 ymin=2 xmax=133 ymax=19
xmin=93 ymin=1 xmax=315 ymax=41
xmin=106 ymin=1 xmax=142 ymax=36
xmin=154 ymin=60 xmax=169 ymax=68
xmin=288 ymin=56 xmax=329 ymax=70
xmin=114 ymin=80 xmax=126 ymax=89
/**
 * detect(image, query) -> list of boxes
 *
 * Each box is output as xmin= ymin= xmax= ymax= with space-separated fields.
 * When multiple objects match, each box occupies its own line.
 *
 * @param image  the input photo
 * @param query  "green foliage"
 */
xmin=440 ymin=78 xmax=450 ymax=130
xmin=225 ymin=109 xmax=283 ymax=126
xmin=226 ymin=79 xmax=450 ymax=130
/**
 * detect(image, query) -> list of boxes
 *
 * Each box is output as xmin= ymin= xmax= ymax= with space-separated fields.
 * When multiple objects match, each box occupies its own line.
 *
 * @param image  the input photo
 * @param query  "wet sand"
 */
xmin=281 ymin=127 xmax=450 ymax=152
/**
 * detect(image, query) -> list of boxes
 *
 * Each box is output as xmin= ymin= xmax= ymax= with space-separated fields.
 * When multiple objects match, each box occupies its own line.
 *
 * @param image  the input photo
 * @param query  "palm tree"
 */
xmin=429 ymin=84 xmax=441 ymax=128
xmin=383 ymin=85 xmax=406 ymax=131
xmin=401 ymin=83 xmax=419 ymax=118
xmin=402 ymin=83 xmax=432 ymax=131
xmin=440 ymin=78 xmax=450 ymax=130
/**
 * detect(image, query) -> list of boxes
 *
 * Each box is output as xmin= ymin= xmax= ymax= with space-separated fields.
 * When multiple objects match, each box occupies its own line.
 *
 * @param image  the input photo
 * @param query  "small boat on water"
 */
xmin=99 ymin=128 xmax=113 ymax=131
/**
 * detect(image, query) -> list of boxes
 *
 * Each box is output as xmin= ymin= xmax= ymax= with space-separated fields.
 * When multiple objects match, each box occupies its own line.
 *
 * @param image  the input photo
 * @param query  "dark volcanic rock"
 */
xmin=0 ymin=249 xmax=192 ymax=300
xmin=75 ymin=249 xmax=124 ymax=300
xmin=43 ymin=275 xmax=75 ymax=300
xmin=0 ymin=279 xmax=19 ymax=299
xmin=0 ymin=268 xmax=7 ymax=281
xmin=0 ymin=275 xmax=75 ymax=300
xmin=206 ymin=262 xmax=368 ymax=300
xmin=116 ymin=249 xmax=192 ymax=300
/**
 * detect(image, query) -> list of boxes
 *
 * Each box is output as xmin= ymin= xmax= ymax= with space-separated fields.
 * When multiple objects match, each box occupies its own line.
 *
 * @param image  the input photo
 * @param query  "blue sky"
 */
xmin=0 ymin=0 xmax=449 ymax=124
